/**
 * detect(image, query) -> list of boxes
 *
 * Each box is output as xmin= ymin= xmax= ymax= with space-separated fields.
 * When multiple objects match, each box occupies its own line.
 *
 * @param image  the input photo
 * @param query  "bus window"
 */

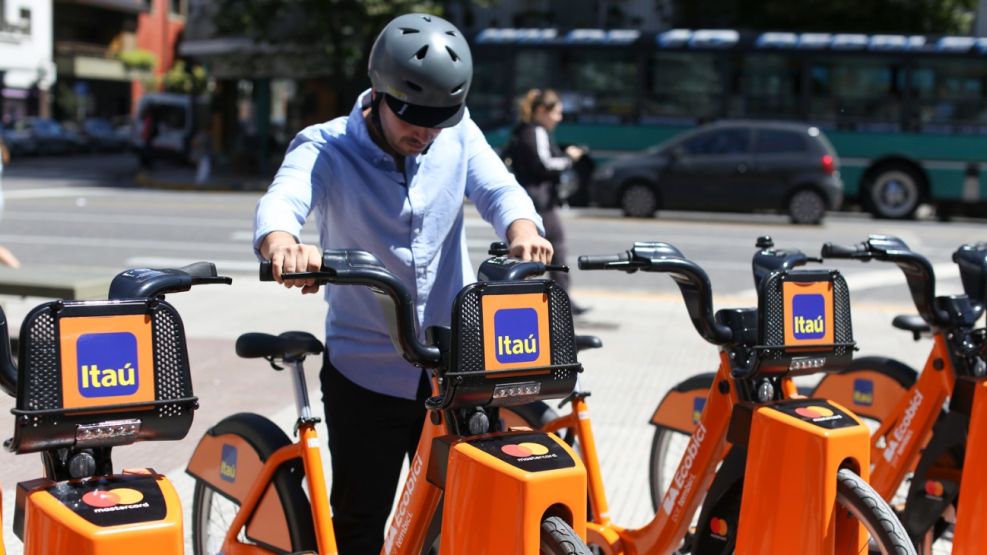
xmin=645 ymin=52 xmax=726 ymax=124
xmin=808 ymin=56 xmax=904 ymax=131
xmin=557 ymin=49 xmax=638 ymax=123
xmin=912 ymin=59 xmax=987 ymax=133
xmin=736 ymin=54 xmax=802 ymax=119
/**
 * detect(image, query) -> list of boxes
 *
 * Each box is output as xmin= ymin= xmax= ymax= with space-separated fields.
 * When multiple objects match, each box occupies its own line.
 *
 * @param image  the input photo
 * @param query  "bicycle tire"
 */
xmin=539 ymin=516 xmax=594 ymax=555
xmin=836 ymin=468 xmax=916 ymax=555
xmin=648 ymin=424 xmax=694 ymax=512
xmin=190 ymin=413 xmax=316 ymax=555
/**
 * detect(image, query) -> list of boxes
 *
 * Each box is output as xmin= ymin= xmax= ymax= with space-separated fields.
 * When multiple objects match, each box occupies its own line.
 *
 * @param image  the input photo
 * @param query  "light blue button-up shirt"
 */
xmin=255 ymin=90 xmax=543 ymax=399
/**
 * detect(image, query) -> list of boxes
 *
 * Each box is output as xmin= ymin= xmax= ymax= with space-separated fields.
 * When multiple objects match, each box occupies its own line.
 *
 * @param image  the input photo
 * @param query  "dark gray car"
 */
xmin=590 ymin=121 xmax=843 ymax=224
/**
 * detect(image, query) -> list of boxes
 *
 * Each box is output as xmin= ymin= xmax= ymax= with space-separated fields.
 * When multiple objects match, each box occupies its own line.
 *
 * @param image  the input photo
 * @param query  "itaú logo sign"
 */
xmin=792 ymin=294 xmax=825 ymax=339
xmin=494 ymin=308 xmax=539 ymax=363
xmin=77 ymin=332 xmax=139 ymax=397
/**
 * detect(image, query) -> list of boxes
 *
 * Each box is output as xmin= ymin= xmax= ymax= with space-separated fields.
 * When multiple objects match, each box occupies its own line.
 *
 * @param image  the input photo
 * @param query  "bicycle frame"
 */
xmin=806 ymin=238 xmax=987 ymax=549
xmin=188 ymin=271 xmax=591 ymax=555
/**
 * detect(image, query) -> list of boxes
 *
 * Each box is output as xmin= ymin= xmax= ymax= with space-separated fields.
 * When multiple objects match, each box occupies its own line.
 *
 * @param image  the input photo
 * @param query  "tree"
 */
xmin=210 ymin=0 xmax=453 ymax=115
xmin=674 ymin=0 xmax=976 ymax=34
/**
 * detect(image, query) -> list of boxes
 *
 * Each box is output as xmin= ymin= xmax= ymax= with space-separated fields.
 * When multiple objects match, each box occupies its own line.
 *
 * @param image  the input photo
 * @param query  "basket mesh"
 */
xmin=760 ymin=271 xmax=853 ymax=352
xmin=17 ymin=301 xmax=193 ymax=413
xmin=452 ymin=281 xmax=578 ymax=375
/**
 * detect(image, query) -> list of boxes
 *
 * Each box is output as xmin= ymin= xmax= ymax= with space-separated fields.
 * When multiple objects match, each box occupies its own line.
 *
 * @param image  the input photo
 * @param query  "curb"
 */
xmin=133 ymin=172 xmax=269 ymax=193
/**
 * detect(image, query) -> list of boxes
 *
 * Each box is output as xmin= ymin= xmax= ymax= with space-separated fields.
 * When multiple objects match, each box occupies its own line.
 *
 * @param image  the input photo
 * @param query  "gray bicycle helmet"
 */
xmin=368 ymin=13 xmax=473 ymax=128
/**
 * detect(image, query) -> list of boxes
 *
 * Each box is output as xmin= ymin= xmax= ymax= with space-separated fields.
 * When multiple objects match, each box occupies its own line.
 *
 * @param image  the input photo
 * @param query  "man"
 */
xmin=254 ymin=13 xmax=552 ymax=554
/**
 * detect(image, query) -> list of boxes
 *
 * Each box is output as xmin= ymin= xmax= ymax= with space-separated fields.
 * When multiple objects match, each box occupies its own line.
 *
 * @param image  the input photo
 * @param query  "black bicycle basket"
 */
xmin=8 ymin=299 xmax=196 ymax=454
xmin=751 ymin=269 xmax=855 ymax=377
xmin=439 ymin=279 xmax=580 ymax=410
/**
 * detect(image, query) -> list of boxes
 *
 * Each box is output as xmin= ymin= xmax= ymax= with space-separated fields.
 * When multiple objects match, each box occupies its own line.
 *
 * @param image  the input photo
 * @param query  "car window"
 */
xmin=754 ymin=129 xmax=806 ymax=154
xmin=680 ymin=129 xmax=750 ymax=156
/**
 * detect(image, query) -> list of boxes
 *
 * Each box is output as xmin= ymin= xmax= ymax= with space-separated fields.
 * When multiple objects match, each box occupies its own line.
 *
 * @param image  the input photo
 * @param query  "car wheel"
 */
xmin=787 ymin=189 xmax=827 ymax=225
xmin=865 ymin=165 xmax=923 ymax=219
xmin=620 ymin=182 xmax=658 ymax=218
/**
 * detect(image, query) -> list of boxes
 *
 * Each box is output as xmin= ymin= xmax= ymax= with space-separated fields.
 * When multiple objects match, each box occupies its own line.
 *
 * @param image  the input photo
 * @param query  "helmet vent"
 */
xmin=399 ymin=27 xmax=420 ymax=35
xmin=445 ymin=30 xmax=457 ymax=37
xmin=414 ymin=45 xmax=429 ymax=60
xmin=450 ymin=82 xmax=464 ymax=95
xmin=405 ymin=80 xmax=424 ymax=93
xmin=422 ymin=15 xmax=432 ymax=22
xmin=445 ymin=46 xmax=460 ymax=62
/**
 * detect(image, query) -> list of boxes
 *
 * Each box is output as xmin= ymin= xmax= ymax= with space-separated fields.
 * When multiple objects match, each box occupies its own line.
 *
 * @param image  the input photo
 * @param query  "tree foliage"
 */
xmin=210 ymin=0 xmax=449 ymax=105
xmin=674 ymin=0 xmax=976 ymax=34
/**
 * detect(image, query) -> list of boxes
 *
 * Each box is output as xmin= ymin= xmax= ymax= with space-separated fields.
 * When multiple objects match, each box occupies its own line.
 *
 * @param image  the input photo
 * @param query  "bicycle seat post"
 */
xmin=287 ymin=357 xmax=314 ymax=424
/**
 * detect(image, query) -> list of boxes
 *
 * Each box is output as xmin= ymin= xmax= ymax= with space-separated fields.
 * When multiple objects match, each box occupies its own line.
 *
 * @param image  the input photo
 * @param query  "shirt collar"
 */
xmin=346 ymin=89 xmax=431 ymax=170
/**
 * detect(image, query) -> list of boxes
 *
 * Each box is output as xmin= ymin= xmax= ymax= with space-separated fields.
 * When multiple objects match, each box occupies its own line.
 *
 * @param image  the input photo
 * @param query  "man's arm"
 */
xmin=254 ymin=127 xmax=331 ymax=294
xmin=506 ymin=219 xmax=553 ymax=263
xmin=461 ymin=119 xmax=553 ymax=262
xmin=258 ymin=231 xmax=323 ymax=294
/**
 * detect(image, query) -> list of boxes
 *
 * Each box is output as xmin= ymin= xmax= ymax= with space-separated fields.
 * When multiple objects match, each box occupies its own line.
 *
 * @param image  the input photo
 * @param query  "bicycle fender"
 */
xmin=186 ymin=412 xmax=315 ymax=553
xmin=810 ymin=356 xmax=917 ymax=422
xmin=649 ymin=373 xmax=716 ymax=434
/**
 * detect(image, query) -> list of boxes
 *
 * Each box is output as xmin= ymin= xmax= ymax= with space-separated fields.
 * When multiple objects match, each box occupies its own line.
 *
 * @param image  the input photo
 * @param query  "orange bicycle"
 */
xmin=185 ymin=248 xmax=594 ymax=554
xmin=516 ymin=240 xmax=915 ymax=554
xmin=0 ymin=263 xmax=231 ymax=554
xmin=803 ymin=236 xmax=987 ymax=553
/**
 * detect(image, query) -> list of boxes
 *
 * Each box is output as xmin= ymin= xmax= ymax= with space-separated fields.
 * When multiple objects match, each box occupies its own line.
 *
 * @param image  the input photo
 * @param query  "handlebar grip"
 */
xmin=578 ymin=252 xmax=630 ymax=270
xmin=260 ymin=261 xmax=274 ymax=282
xmin=821 ymin=242 xmax=865 ymax=259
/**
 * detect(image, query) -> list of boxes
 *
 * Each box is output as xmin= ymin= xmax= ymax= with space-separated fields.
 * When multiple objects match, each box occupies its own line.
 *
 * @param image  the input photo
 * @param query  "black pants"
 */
xmin=525 ymin=182 xmax=570 ymax=291
xmin=320 ymin=356 xmax=430 ymax=555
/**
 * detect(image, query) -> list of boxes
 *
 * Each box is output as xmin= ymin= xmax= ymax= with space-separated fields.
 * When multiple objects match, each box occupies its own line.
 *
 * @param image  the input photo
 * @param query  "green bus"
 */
xmin=470 ymin=28 xmax=987 ymax=219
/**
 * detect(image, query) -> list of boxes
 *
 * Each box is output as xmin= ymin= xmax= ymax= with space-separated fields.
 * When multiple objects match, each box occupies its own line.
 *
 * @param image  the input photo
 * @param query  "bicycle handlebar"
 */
xmin=822 ymin=235 xmax=948 ymax=326
xmin=108 ymin=262 xmax=232 ymax=300
xmin=0 ymin=263 xmax=233 ymax=398
xmin=261 ymin=249 xmax=442 ymax=367
xmin=578 ymin=242 xmax=733 ymax=345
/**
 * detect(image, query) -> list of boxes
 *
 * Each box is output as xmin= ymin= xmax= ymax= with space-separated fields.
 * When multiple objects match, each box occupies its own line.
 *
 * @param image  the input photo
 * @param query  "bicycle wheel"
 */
xmin=835 ymin=468 xmax=916 ymax=555
xmin=190 ymin=413 xmax=315 ymax=554
xmin=649 ymin=424 xmax=692 ymax=512
xmin=540 ymin=516 xmax=594 ymax=555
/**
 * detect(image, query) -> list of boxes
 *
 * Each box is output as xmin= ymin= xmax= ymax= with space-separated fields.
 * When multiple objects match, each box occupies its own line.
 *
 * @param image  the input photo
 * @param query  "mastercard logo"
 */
xmin=501 ymin=442 xmax=550 ymax=458
xmin=81 ymin=488 xmax=145 ymax=508
xmin=924 ymin=480 xmax=944 ymax=497
xmin=795 ymin=406 xmax=834 ymax=419
xmin=710 ymin=517 xmax=729 ymax=536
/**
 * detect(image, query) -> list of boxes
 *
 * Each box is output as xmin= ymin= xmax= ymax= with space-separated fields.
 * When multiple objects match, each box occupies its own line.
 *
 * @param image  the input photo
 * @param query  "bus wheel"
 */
xmin=865 ymin=165 xmax=923 ymax=219
xmin=620 ymin=181 xmax=658 ymax=218
xmin=787 ymin=188 xmax=827 ymax=225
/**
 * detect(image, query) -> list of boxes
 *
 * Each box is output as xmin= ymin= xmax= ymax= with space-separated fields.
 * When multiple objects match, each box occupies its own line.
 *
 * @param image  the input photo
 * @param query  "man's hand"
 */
xmin=260 ymin=231 xmax=323 ymax=294
xmin=506 ymin=219 xmax=553 ymax=263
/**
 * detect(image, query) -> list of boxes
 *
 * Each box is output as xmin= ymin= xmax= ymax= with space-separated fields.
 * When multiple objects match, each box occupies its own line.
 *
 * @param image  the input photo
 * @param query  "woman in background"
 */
xmin=506 ymin=88 xmax=588 ymax=314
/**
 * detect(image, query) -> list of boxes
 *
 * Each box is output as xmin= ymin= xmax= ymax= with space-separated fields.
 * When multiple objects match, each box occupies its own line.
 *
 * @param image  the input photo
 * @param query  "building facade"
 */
xmin=0 ymin=0 xmax=56 ymax=121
